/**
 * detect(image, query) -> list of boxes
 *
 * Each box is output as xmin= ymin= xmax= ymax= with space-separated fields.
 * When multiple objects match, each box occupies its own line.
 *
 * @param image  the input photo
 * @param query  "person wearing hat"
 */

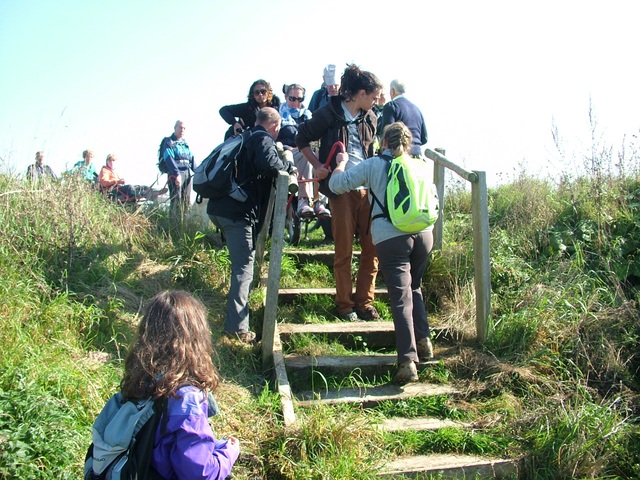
xmin=308 ymin=64 xmax=340 ymax=113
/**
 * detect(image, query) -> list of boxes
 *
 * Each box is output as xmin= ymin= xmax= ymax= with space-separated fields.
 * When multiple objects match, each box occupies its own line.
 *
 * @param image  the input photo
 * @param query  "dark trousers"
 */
xmin=376 ymin=230 xmax=433 ymax=364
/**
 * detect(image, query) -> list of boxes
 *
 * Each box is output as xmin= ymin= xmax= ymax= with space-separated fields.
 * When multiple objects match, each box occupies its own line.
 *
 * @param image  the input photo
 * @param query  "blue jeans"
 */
xmin=208 ymin=214 xmax=255 ymax=334
xmin=376 ymin=230 xmax=433 ymax=364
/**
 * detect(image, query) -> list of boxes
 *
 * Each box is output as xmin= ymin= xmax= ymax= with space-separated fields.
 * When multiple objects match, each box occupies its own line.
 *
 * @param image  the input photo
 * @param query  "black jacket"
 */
xmin=207 ymin=126 xmax=293 ymax=234
xmin=295 ymin=95 xmax=377 ymax=197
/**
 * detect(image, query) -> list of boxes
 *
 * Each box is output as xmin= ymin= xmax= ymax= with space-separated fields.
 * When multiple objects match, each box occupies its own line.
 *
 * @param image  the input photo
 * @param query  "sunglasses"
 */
xmin=253 ymin=89 xmax=268 ymax=96
xmin=288 ymin=96 xmax=304 ymax=102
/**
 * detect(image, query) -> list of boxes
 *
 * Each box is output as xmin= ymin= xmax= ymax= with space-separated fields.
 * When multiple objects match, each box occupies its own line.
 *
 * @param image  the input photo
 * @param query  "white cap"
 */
xmin=323 ymin=64 xmax=336 ymax=86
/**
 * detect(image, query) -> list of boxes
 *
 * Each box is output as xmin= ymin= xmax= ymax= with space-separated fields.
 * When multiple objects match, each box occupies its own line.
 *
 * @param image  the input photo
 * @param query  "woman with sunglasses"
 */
xmin=277 ymin=84 xmax=328 ymax=218
xmin=219 ymin=79 xmax=281 ymax=140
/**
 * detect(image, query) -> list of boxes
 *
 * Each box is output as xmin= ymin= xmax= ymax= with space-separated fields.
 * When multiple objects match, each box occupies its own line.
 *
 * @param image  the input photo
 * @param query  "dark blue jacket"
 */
xmin=380 ymin=96 xmax=428 ymax=147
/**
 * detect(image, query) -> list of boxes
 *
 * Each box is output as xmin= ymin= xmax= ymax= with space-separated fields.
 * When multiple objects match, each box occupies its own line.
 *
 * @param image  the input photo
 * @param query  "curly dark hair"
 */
xmin=339 ymin=64 xmax=383 ymax=102
xmin=120 ymin=291 xmax=220 ymax=400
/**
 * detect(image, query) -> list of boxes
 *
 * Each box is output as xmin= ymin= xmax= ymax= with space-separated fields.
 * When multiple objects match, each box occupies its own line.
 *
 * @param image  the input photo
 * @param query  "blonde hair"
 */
xmin=120 ymin=290 xmax=220 ymax=400
xmin=383 ymin=122 xmax=412 ymax=157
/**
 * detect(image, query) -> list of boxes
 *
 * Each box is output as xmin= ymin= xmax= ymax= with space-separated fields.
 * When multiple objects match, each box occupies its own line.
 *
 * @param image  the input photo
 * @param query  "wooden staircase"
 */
xmin=267 ymin=248 xmax=522 ymax=479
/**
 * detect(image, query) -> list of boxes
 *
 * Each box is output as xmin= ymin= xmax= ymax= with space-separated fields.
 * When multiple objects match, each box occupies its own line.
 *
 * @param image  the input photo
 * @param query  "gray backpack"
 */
xmin=84 ymin=393 xmax=167 ymax=480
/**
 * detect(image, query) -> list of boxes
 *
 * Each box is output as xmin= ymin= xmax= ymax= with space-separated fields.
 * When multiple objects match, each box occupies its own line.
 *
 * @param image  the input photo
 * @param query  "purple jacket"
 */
xmin=152 ymin=386 xmax=238 ymax=479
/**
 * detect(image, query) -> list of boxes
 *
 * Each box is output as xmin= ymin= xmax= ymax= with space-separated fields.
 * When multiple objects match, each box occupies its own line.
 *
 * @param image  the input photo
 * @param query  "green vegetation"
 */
xmin=1 ymin=141 xmax=639 ymax=479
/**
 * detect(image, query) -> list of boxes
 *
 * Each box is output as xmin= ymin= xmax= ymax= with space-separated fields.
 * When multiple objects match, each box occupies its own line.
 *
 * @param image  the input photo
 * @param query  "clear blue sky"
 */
xmin=1 ymin=0 xmax=639 ymax=187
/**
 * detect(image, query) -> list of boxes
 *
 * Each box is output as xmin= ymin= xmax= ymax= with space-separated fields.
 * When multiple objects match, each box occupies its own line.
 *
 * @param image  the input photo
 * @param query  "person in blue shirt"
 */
xmin=308 ymin=64 xmax=340 ymax=113
xmin=69 ymin=149 xmax=98 ymax=182
xmin=160 ymin=120 xmax=195 ymax=219
xmin=380 ymin=79 xmax=428 ymax=156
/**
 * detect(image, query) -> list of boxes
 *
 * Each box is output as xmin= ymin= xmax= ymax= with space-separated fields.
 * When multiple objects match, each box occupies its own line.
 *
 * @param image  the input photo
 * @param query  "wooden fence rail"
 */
xmin=425 ymin=148 xmax=490 ymax=343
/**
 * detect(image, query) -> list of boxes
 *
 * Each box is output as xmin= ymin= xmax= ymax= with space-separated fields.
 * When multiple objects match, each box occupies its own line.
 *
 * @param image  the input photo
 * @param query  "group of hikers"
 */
xmin=80 ymin=62 xmax=435 ymax=479
xmin=26 ymin=148 xmax=170 ymax=205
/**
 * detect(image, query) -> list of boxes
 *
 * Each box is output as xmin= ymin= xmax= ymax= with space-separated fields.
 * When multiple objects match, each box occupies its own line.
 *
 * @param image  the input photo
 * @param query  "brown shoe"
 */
xmin=392 ymin=360 xmax=419 ymax=384
xmin=356 ymin=305 xmax=380 ymax=321
xmin=224 ymin=330 xmax=257 ymax=344
xmin=417 ymin=337 xmax=434 ymax=360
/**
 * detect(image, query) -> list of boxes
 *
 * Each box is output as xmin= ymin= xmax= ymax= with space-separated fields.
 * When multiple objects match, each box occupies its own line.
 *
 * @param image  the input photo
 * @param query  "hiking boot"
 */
xmin=338 ymin=310 xmax=359 ymax=322
xmin=393 ymin=360 xmax=419 ymax=384
xmin=356 ymin=305 xmax=380 ymax=321
xmin=417 ymin=337 xmax=434 ymax=360
xmin=297 ymin=199 xmax=314 ymax=217
xmin=224 ymin=330 xmax=257 ymax=344
xmin=314 ymin=202 xmax=331 ymax=218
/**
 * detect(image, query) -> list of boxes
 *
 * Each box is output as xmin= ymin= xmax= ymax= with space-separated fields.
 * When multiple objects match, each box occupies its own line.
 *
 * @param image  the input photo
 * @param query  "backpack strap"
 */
xmin=369 ymin=154 xmax=393 ymax=221
xmin=367 ymin=154 xmax=393 ymax=235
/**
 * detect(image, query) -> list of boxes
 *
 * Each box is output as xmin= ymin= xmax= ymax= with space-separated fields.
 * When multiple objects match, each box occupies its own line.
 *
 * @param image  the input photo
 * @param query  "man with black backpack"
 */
xmin=207 ymin=107 xmax=295 ymax=343
xmin=159 ymin=120 xmax=194 ymax=219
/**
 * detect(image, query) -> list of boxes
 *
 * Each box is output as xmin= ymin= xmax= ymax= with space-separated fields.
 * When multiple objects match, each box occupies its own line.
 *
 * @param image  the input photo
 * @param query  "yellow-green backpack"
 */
xmin=371 ymin=153 xmax=439 ymax=233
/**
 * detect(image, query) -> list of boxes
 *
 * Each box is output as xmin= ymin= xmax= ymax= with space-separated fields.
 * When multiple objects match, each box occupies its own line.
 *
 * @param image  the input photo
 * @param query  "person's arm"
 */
xmin=295 ymin=111 xmax=331 ymax=179
xmin=380 ymin=102 xmax=396 ymax=135
xmin=169 ymin=407 xmax=240 ymax=479
xmin=161 ymin=138 xmax=182 ymax=186
xmin=219 ymin=103 xmax=248 ymax=134
xmin=328 ymin=152 xmax=368 ymax=195
xmin=254 ymin=133 xmax=294 ymax=177
xmin=420 ymin=114 xmax=428 ymax=145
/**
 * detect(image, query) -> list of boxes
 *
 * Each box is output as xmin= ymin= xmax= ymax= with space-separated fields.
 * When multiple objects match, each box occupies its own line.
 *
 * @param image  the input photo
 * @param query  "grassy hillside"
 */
xmin=0 ymin=159 xmax=639 ymax=479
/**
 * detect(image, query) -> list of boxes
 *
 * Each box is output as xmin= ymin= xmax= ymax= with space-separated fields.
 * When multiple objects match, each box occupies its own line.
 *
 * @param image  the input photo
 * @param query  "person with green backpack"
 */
xmin=329 ymin=122 xmax=438 ymax=384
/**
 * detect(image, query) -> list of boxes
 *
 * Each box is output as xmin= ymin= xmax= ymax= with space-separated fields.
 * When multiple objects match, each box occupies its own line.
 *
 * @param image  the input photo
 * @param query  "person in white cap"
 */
xmin=308 ymin=64 xmax=340 ymax=113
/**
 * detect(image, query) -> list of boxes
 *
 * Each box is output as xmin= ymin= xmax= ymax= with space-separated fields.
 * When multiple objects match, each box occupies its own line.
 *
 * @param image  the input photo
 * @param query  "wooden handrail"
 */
xmin=425 ymin=148 xmax=478 ymax=183
xmin=427 ymin=148 xmax=491 ymax=344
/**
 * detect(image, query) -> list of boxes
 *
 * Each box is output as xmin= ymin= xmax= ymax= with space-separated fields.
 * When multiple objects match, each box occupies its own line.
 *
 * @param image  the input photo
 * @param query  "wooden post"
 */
xmin=471 ymin=171 xmax=491 ymax=343
xmin=254 ymin=183 xmax=276 ymax=285
xmin=262 ymin=172 xmax=289 ymax=369
xmin=433 ymin=148 xmax=446 ymax=250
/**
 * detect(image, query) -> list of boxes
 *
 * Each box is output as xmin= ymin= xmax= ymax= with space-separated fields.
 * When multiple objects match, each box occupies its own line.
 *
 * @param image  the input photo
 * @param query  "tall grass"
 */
xmin=1 ymin=133 xmax=640 ymax=478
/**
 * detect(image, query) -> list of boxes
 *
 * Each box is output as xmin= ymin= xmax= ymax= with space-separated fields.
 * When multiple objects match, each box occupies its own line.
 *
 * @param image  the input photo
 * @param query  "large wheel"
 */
xmin=290 ymin=212 xmax=302 ymax=246
xmin=285 ymin=195 xmax=301 ymax=246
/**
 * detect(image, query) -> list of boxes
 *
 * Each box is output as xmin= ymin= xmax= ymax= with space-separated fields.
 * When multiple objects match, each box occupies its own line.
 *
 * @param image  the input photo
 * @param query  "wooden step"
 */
xmin=279 ymin=322 xmax=452 ymax=351
xmin=296 ymin=382 xmax=457 ymax=408
xmin=285 ymin=354 xmax=438 ymax=390
xmin=379 ymin=417 xmax=470 ymax=432
xmin=279 ymin=321 xmax=395 ymax=349
xmin=278 ymin=286 xmax=388 ymax=302
xmin=285 ymin=354 xmax=439 ymax=376
xmin=378 ymin=453 xmax=521 ymax=479
xmin=282 ymin=249 xmax=345 ymax=267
